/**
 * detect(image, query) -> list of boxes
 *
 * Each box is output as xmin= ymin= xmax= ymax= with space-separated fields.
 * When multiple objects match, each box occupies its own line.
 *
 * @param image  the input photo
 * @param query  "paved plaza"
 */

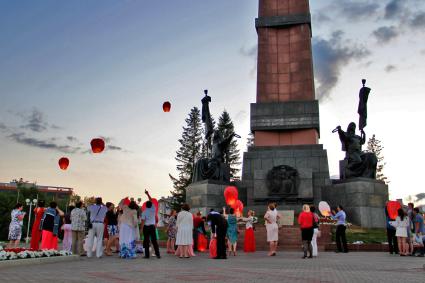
xmin=1 ymin=250 xmax=424 ymax=283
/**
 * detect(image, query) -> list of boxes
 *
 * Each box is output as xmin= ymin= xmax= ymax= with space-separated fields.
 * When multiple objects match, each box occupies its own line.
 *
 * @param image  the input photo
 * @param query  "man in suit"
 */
xmin=208 ymin=210 xmax=228 ymax=259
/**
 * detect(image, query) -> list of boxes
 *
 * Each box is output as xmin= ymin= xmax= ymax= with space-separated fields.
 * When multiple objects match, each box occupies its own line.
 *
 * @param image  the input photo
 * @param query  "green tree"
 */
xmin=367 ymin=134 xmax=388 ymax=184
xmin=217 ymin=110 xmax=241 ymax=180
xmin=169 ymin=107 xmax=203 ymax=209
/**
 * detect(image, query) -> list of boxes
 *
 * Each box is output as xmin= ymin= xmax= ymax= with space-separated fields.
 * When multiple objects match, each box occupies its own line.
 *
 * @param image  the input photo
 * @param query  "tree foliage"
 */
xmin=217 ymin=110 xmax=241 ymax=180
xmin=367 ymin=134 xmax=388 ymax=184
xmin=169 ymin=107 xmax=203 ymax=209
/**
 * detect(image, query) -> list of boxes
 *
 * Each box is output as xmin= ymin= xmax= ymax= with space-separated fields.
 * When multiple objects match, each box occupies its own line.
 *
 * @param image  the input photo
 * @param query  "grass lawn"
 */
xmin=332 ymin=226 xmax=387 ymax=243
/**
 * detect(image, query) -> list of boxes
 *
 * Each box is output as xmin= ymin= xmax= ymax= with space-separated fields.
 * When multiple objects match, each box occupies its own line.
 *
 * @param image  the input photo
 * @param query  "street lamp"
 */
xmin=25 ymin=198 xmax=38 ymax=245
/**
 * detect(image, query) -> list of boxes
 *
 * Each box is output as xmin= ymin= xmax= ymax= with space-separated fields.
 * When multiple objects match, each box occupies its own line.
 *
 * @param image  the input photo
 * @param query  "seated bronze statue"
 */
xmin=334 ymin=122 xmax=377 ymax=179
xmin=192 ymin=130 xmax=236 ymax=182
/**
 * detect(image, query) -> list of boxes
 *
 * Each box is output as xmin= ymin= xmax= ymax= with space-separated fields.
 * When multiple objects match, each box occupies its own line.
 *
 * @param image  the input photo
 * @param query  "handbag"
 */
xmin=87 ymin=206 xmax=102 ymax=229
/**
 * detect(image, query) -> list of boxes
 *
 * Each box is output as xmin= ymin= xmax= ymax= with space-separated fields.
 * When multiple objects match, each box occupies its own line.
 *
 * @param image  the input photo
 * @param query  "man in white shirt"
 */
xmin=141 ymin=190 xmax=160 ymax=259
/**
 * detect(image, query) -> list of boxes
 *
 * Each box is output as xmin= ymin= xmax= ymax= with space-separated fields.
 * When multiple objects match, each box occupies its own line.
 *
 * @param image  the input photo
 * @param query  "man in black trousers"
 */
xmin=208 ymin=210 xmax=228 ymax=259
xmin=141 ymin=189 xmax=160 ymax=259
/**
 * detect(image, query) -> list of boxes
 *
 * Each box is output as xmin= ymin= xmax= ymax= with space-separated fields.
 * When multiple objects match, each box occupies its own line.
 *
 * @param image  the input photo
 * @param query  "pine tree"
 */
xmin=367 ymin=134 xmax=388 ymax=184
xmin=169 ymin=107 xmax=203 ymax=209
xmin=217 ymin=110 xmax=241 ymax=180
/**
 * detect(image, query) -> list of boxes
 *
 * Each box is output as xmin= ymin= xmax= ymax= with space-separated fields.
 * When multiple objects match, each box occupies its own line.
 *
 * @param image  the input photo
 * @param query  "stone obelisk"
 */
xmin=242 ymin=0 xmax=330 ymax=212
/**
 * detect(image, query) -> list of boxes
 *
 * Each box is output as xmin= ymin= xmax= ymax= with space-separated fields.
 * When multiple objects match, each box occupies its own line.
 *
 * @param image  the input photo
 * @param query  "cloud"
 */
xmin=239 ymin=45 xmax=257 ymax=58
xmin=66 ymin=136 xmax=78 ymax=142
xmin=384 ymin=65 xmax=397 ymax=72
xmin=312 ymin=31 xmax=370 ymax=100
xmin=384 ymin=0 xmax=405 ymax=20
xmin=372 ymin=26 xmax=399 ymax=44
xmin=331 ymin=0 xmax=380 ymax=21
xmin=107 ymin=145 xmax=123 ymax=151
xmin=20 ymin=109 xmax=48 ymax=132
xmin=8 ymin=132 xmax=81 ymax=153
xmin=0 ymin=123 xmax=7 ymax=130
xmin=409 ymin=12 xmax=425 ymax=29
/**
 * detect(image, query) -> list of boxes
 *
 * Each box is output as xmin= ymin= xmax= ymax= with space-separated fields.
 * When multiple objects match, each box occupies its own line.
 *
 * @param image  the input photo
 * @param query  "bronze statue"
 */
xmin=192 ymin=90 xmax=240 ymax=183
xmin=334 ymin=122 xmax=377 ymax=179
xmin=357 ymin=79 xmax=371 ymax=131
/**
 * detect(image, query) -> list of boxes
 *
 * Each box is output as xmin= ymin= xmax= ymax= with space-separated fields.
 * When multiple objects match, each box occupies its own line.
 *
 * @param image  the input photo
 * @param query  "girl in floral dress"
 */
xmin=166 ymin=210 xmax=177 ymax=254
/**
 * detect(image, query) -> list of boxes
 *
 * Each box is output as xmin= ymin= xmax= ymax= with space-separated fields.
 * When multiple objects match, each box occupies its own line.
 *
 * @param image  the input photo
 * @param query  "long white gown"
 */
xmin=175 ymin=210 xmax=193 ymax=245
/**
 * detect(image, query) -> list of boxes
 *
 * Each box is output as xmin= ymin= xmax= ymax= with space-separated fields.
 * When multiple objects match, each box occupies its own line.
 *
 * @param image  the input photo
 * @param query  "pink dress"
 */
xmin=62 ymin=224 xmax=72 ymax=252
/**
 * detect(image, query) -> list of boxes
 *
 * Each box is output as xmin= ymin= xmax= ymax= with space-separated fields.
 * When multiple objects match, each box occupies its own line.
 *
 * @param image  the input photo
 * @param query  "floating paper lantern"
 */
xmin=58 ymin=157 xmax=69 ymax=170
xmin=90 ymin=138 xmax=105 ymax=153
xmin=163 ymin=101 xmax=171 ymax=112
xmin=386 ymin=201 xmax=402 ymax=220
xmin=224 ymin=186 xmax=238 ymax=206
xmin=318 ymin=201 xmax=331 ymax=217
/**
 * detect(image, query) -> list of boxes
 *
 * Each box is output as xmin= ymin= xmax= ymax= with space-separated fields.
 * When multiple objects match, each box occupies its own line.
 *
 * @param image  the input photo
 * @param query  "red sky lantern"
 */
xmin=386 ymin=201 xmax=402 ymax=220
xmin=234 ymin=200 xmax=244 ymax=217
xmin=90 ymin=138 xmax=105 ymax=153
xmin=224 ymin=186 xmax=238 ymax=206
xmin=319 ymin=201 xmax=331 ymax=217
xmin=163 ymin=101 xmax=171 ymax=112
xmin=58 ymin=157 xmax=69 ymax=170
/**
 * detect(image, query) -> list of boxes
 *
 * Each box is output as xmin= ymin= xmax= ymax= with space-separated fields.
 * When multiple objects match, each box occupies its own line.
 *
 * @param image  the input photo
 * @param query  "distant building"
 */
xmin=0 ymin=181 xmax=73 ymax=201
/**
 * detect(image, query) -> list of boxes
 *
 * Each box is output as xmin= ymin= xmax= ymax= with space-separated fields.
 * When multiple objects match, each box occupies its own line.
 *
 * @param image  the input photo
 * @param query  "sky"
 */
xmin=1 ymin=0 xmax=424 ymax=205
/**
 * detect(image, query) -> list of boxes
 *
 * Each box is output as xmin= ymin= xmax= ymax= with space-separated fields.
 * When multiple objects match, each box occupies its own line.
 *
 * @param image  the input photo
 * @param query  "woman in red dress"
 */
xmin=242 ymin=210 xmax=256 ymax=252
xmin=30 ymin=200 xmax=45 ymax=250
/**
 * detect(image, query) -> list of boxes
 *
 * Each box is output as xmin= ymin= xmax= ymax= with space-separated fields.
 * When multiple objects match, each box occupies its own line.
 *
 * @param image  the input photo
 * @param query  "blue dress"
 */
xmin=227 ymin=215 xmax=238 ymax=244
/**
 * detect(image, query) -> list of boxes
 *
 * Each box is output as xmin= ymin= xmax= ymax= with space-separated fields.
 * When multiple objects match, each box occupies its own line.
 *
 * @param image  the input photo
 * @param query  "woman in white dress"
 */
xmin=118 ymin=200 xmax=138 ymax=259
xmin=264 ymin=203 xmax=280 ymax=256
xmin=390 ymin=208 xmax=410 ymax=256
xmin=175 ymin=203 xmax=194 ymax=258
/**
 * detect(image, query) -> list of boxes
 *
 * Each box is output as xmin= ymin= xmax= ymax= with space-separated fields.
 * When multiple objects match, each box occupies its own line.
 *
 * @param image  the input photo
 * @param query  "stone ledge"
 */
xmin=0 ymin=255 xmax=79 ymax=269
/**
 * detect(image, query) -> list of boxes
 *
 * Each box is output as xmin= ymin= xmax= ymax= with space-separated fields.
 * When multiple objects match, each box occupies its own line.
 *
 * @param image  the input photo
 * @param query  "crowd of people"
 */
xmin=7 ymin=193 xmax=425 ymax=260
xmin=386 ymin=202 xmax=425 ymax=257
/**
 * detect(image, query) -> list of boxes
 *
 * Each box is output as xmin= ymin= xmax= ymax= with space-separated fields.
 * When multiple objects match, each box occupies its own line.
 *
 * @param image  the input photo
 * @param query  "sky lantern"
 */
xmin=224 ymin=186 xmax=238 ymax=206
xmin=318 ymin=201 xmax=331 ymax=217
xmin=386 ymin=201 xmax=402 ymax=220
xmin=58 ymin=157 xmax=69 ymax=170
xmin=234 ymin=200 xmax=244 ymax=217
xmin=163 ymin=101 xmax=171 ymax=112
xmin=90 ymin=138 xmax=105 ymax=153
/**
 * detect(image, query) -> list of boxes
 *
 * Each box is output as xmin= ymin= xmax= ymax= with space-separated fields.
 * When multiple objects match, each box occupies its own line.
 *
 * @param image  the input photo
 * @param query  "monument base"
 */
xmin=186 ymin=180 xmax=247 ymax=215
xmin=322 ymin=178 xmax=389 ymax=228
xmin=242 ymin=144 xmax=330 ymax=216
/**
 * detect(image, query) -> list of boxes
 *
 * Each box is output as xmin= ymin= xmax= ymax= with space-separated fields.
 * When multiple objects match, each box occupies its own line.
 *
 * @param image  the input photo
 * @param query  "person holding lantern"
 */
xmin=141 ymin=189 xmax=161 ymax=259
xmin=207 ymin=210 xmax=228 ymax=259
xmin=224 ymin=207 xmax=238 ymax=256
xmin=241 ymin=210 xmax=256 ymax=253
xmin=118 ymin=199 xmax=138 ymax=259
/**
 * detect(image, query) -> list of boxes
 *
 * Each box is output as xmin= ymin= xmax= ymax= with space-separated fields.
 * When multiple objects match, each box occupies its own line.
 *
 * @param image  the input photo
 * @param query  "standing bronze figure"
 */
xmin=357 ymin=79 xmax=371 ymax=131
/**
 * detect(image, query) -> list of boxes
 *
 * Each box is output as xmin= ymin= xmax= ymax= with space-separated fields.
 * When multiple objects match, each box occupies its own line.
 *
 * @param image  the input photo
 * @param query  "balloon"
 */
xmin=163 ymin=101 xmax=171 ymax=112
xmin=224 ymin=186 xmax=238 ymax=206
xmin=319 ymin=201 xmax=331 ymax=217
xmin=58 ymin=157 xmax=69 ymax=170
xmin=386 ymin=201 xmax=402 ymax=220
xmin=90 ymin=138 xmax=105 ymax=153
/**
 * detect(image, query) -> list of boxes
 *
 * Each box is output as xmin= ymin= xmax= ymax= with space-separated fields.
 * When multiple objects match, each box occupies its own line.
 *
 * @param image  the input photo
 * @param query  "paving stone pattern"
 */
xmin=1 ymin=250 xmax=424 ymax=283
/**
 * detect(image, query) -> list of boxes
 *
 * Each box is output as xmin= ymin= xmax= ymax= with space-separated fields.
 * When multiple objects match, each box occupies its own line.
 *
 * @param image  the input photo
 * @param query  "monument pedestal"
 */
xmin=242 ymin=144 xmax=330 ymax=215
xmin=322 ymin=178 xmax=389 ymax=228
xmin=186 ymin=180 xmax=247 ymax=215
